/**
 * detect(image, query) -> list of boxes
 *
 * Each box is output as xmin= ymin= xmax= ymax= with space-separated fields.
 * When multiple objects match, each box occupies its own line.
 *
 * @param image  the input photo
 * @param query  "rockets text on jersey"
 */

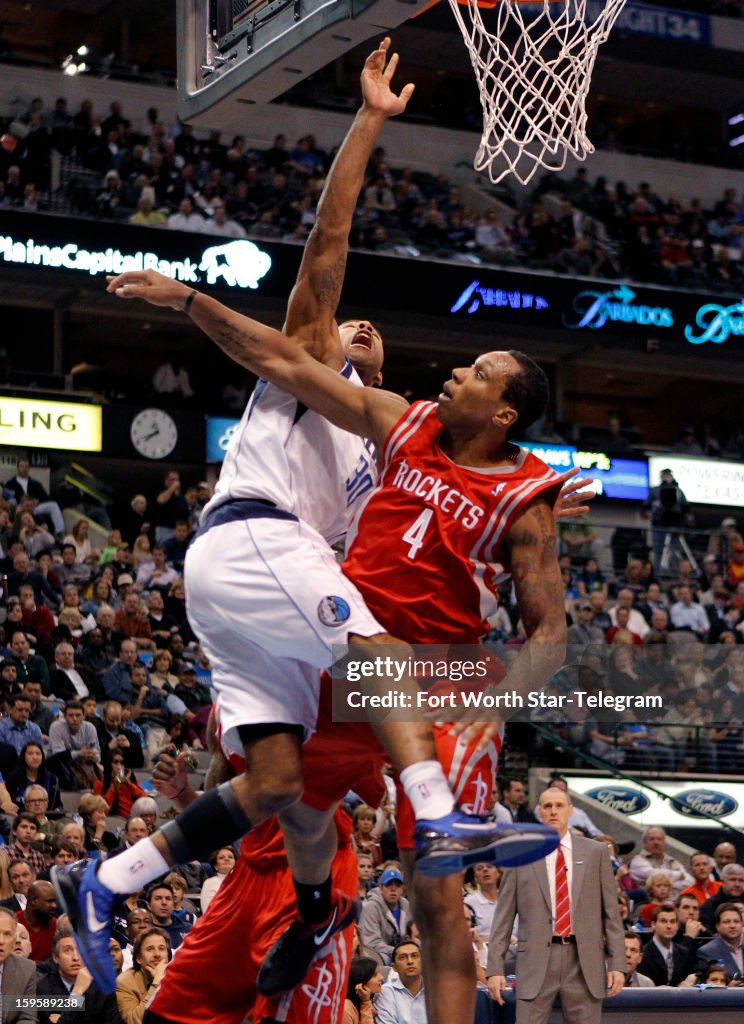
xmin=343 ymin=401 xmax=563 ymax=642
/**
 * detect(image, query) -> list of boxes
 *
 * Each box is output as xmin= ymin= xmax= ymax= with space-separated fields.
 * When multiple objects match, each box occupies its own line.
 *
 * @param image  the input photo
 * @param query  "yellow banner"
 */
xmin=0 ymin=397 xmax=102 ymax=452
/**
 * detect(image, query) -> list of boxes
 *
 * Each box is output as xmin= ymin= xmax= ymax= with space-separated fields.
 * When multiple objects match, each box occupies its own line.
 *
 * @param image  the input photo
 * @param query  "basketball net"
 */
xmin=448 ymin=0 xmax=628 ymax=185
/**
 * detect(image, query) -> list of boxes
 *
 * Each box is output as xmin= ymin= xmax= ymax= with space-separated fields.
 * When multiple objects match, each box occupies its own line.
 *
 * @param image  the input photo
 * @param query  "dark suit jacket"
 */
xmin=92 ymin=721 xmax=144 ymax=772
xmin=488 ymin=834 xmax=625 ymax=1000
xmin=36 ymin=966 xmax=123 ymax=1024
xmin=695 ymin=934 xmax=744 ymax=979
xmin=1 ymin=952 xmax=37 ymax=1023
xmin=0 ymin=896 xmax=22 ymax=913
xmin=638 ymin=938 xmax=696 ymax=986
xmin=49 ymin=666 xmax=102 ymax=703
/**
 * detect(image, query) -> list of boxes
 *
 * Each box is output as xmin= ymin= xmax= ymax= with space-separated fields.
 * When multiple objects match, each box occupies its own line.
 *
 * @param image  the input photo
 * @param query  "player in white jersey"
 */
xmin=54 ymin=40 xmax=556 ymax=1000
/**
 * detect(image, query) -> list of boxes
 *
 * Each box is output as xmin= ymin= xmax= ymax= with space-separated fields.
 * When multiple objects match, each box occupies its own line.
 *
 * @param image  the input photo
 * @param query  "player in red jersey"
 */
xmin=144 ymin=693 xmax=389 ymax=1024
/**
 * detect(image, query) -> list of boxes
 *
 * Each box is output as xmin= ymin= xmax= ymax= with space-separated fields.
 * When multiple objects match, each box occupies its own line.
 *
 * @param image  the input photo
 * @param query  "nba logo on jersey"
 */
xmin=491 ymin=483 xmax=506 ymax=497
xmin=318 ymin=596 xmax=351 ymax=627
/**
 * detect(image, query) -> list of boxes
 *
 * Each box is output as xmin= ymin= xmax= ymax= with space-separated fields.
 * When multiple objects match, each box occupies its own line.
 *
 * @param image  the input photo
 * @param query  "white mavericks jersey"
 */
xmin=203 ymin=359 xmax=377 ymax=545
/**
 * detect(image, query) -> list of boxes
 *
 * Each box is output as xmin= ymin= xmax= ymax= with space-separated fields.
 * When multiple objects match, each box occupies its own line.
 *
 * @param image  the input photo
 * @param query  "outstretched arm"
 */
xmin=283 ymin=37 xmax=414 ymax=362
xmin=105 ymin=270 xmax=408 ymax=450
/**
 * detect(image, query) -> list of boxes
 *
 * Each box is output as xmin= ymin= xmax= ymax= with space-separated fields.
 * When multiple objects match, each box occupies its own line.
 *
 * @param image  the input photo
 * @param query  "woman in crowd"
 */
xmin=149 ymin=650 xmax=179 ymax=694
xmin=200 ymin=846 xmax=236 ymax=914
xmin=117 ymin=926 xmax=171 ymax=1024
xmin=94 ymin=751 xmax=146 ymax=818
xmin=60 ymin=821 xmax=88 ymax=860
xmin=82 ymin=574 xmax=115 ymax=616
xmin=608 ymin=643 xmax=643 ymax=697
xmin=79 ymin=792 xmax=119 ymax=856
xmin=351 ymin=804 xmax=383 ymax=867
xmin=64 ymin=518 xmax=99 ymax=563
xmin=5 ymin=741 xmax=63 ymax=811
xmin=344 ymin=957 xmax=382 ymax=1024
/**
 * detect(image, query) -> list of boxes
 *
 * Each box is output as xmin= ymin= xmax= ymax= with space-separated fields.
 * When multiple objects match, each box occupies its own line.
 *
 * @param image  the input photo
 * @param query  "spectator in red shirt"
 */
xmin=17 ymin=880 xmax=57 ymax=962
xmin=681 ymin=851 xmax=723 ymax=904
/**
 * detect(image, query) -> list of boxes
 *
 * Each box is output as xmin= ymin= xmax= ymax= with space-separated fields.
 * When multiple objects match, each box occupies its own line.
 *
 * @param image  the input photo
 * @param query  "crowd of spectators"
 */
xmin=347 ymin=783 xmax=744 ymax=1023
xmin=0 ymin=458 xmax=239 ymax=1021
xmin=1 ymin=94 xmax=744 ymax=291
xmin=3 ymin=446 xmax=744 ymax=1018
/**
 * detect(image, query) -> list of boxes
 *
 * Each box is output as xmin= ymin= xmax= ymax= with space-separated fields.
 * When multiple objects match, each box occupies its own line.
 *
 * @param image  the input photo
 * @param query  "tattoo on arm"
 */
xmin=211 ymin=315 xmax=264 ymax=364
xmin=507 ymin=501 xmax=564 ymax=636
xmin=315 ymin=253 xmax=347 ymax=310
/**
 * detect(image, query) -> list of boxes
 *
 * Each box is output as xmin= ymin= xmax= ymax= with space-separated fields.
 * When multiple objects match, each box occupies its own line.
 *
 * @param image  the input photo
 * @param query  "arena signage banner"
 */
xmin=648 ymin=454 xmax=744 ymax=508
xmin=569 ymin=776 xmax=740 ymax=829
xmin=0 ymin=396 xmax=102 ymax=452
xmin=0 ymin=228 xmax=272 ymax=291
xmin=3 ymin=213 xmax=742 ymax=353
xmin=206 ymin=416 xmax=240 ymax=462
xmin=521 ymin=443 xmax=648 ymax=500
xmin=585 ymin=1 xmax=711 ymax=45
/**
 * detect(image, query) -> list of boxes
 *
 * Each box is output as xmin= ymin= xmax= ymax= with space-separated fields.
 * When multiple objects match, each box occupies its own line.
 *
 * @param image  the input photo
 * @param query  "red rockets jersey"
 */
xmin=343 ymin=401 xmax=563 ymax=643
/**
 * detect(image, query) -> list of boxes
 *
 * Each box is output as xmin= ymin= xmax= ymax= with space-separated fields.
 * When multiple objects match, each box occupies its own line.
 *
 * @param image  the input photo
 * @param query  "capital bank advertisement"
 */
xmin=569 ymin=776 xmax=740 ymax=829
xmin=2 ymin=212 xmax=743 ymax=349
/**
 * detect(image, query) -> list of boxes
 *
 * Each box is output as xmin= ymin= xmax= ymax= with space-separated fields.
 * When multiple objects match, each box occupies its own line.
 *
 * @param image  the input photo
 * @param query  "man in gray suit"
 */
xmin=695 ymin=903 xmax=744 ymax=980
xmin=487 ymin=788 xmax=625 ymax=1023
xmin=0 ymin=906 xmax=37 ymax=1023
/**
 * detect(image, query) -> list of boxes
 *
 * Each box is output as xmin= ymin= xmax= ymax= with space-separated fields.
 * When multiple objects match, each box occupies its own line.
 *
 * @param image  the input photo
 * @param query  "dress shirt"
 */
xmin=545 ymin=831 xmax=573 ymax=931
xmin=726 ymin=941 xmax=744 ymax=974
xmin=53 ymin=666 xmax=89 ymax=699
xmin=0 ymin=718 xmax=44 ymax=755
xmin=670 ymin=601 xmax=709 ymax=632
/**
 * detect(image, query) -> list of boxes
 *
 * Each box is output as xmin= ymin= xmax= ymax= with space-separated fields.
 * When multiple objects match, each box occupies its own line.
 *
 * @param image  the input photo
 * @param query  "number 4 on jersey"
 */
xmin=402 ymin=508 xmax=434 ymax=560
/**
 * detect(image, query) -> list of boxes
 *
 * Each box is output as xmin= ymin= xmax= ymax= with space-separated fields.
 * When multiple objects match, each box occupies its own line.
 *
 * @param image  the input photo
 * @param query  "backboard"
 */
xmin=177 ymin=0 xmax=430 ymax=125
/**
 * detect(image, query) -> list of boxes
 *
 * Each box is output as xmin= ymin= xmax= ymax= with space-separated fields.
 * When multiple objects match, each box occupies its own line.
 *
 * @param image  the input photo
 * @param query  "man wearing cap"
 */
xmin=173 ymin=666 xmax=212 ymax=714
xmin=359 ymin=865 xmax=411 ymax=966
xmin=568 ymin=603 xmax=604 ymax=647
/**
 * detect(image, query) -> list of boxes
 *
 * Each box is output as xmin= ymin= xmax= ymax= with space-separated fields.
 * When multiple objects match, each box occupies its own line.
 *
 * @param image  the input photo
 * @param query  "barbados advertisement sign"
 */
xmin=564 ymin=284 xmax=674 ymax=331
xmin=684 ymin=298 xmax=744 ymax=345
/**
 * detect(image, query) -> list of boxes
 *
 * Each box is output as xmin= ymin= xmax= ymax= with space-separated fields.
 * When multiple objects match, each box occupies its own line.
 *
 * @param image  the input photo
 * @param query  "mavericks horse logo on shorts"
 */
xmin=318 ymin=596 xmax=351 ymax=627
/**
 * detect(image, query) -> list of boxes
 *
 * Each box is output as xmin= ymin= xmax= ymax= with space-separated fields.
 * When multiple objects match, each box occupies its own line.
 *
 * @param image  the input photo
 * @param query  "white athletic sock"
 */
xmin=97 ymin=837 xmax=171 ymax=894
xmin=399 ymin=760 xmax=455 ymax=820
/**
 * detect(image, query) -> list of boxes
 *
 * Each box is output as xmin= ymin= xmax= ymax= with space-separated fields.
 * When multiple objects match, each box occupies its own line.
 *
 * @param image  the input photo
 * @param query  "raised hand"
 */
xmin=361 ymin=37 xmax=415 ymax=118
xmin=553 ymin=468 xmax=596 ymax=520
xmin=106 ymin=269 xmax=191 ymax=309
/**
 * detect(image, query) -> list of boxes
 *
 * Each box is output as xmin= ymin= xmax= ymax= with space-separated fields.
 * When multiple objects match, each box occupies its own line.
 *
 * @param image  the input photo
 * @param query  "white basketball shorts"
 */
xmin=184 ymin=512 xmax=384 ymax=743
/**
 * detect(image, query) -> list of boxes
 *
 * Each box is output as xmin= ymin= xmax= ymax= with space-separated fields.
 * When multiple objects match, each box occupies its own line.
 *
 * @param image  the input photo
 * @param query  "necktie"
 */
xmin=666 ymin=949 xmax=674 ymax=982
xmin=554 ymin=845 xmax=571 ymax=938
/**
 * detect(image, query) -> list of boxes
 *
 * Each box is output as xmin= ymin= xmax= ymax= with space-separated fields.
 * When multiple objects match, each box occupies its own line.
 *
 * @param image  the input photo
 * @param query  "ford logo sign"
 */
xmin=585 ymin=786 xmax=650 ymax=815
xmin=671 ymin=789 xmax=738 ymax=819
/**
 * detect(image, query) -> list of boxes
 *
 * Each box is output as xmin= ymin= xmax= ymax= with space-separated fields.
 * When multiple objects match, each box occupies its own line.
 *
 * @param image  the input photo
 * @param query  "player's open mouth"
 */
xmin=351 ymin=330 xmax=373 ymax=349
xmin=439 ymin=382 xmax=453 ymax=401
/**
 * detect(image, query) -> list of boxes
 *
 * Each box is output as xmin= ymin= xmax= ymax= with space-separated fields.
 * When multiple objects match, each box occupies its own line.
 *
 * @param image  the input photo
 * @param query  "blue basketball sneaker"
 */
xmin=52 ymin=860 xmax=117 ymax=994
xmin=414 ymin=811 xmax=559 ymax=877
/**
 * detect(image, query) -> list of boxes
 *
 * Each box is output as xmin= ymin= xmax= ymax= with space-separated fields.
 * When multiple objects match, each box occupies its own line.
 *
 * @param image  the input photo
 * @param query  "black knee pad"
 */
xmin=160 ymin=781 xmax=251 ymax=864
